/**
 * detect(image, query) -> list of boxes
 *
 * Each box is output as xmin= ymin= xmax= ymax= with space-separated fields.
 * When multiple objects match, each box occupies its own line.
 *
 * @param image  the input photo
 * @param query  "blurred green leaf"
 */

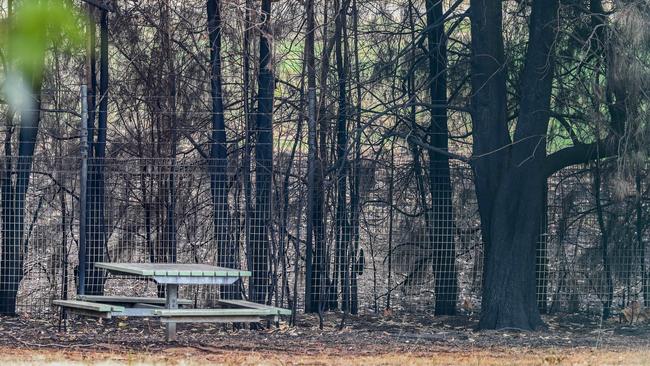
xmin=5 ymin=0 xmax=85 ymax=80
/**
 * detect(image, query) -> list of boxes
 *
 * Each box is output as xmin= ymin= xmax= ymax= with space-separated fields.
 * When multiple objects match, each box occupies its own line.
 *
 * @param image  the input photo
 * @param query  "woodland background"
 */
xmin=0 ymin=0 xmax=648 ymax=331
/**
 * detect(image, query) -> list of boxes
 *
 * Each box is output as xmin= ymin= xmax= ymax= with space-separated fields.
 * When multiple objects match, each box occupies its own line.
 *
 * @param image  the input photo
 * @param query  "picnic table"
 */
xmin=54 ymin=263 xmax=290 ymax=341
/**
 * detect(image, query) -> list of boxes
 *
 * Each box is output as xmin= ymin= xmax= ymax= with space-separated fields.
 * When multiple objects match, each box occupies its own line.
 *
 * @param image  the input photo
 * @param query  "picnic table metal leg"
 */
xmin=165 ymin=284 xmax=179 ymax=341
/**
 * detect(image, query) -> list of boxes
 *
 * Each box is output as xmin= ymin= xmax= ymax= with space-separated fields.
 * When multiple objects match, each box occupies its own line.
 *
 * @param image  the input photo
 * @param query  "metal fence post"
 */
xmin=78 ymin=85 xmax=88 ymax=296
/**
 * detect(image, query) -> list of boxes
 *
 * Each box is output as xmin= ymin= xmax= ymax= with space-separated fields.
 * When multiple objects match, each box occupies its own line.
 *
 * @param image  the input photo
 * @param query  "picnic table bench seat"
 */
xmin=217 ymin=299 xmax=292 ymax=316
xmin=153 ymin=308 xmax=286 ymax=323
xmin=53 ymin=300 xmax=124 ymax=319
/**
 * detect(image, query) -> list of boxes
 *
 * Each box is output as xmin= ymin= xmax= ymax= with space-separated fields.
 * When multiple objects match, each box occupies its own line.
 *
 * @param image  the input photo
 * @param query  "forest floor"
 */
xmin=1 ymin=312 xmax=650 ymax=365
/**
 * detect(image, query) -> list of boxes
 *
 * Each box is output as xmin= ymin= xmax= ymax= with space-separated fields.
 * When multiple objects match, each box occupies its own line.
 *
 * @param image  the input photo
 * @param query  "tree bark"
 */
xmin=207 ymin=0 xmax=239 ymax=299
xmin=0 ymin=1 xmax=45 ymax=310
xmin=250 ymin=0 xmax=274 ymax=304
xmin=304 ymin=0 xmax=317 ymax=313
xmin=242 ymin=0 xmax=254 ymax=299
xmin=425 ymin=0 xmax=458 ymax=316
xmin=304 ymin=0 xmax=332 ymax=314
xmin=84 ymin=9 xmax=109 ymax=296
xmin=348 ymin=0 xmax=363 ymax=315
xmin=473 ymin=0 xmax=559 ymax=330
xmin=333 ymin=0 xmax=350 ymax=312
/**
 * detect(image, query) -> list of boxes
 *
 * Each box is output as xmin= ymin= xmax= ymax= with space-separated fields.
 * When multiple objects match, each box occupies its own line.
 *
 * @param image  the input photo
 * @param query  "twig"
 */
xmin=7 ymin=334 xmax=99 ymax=349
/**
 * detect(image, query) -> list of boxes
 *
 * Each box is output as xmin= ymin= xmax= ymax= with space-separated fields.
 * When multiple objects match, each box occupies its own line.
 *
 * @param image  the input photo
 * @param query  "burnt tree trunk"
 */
xmin=162 ymin=0 xmax=178 ymax=267
xmin=304 ymin=0 xmax=316 ymax=313
xmin=304 ymin=0 xmax=332 ymax=314
xmin=242 ymin=0 xmax=254 ymax=297
xmin=348 ymin=0 xmax=363 ymax=315
xmin=0 ymin=82 xmax=43 ymax=315
xmin=472 ymin=0 xmax=559 ymax=329
xmin=333 ymin=0 xmax=350 ymax=312
xmin=84 ymin=9 xmax=109 ymax=296
xmin=0 ymin=0 xmax=44 ymax=311
xmin=207 ymin=0 xmax=239 ymax=299
xmin=250 ymin=0 xmax=274 ymax=304
xmin=425 ymin=0 xmax=458 ymax=316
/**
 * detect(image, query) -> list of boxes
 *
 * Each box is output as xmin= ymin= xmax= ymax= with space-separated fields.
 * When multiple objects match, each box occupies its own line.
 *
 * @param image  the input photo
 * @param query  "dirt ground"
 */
xmin=2 ymin=347 xmax=650 ymax=366
xmin=2 ymin=312 xmax=650 ymax=365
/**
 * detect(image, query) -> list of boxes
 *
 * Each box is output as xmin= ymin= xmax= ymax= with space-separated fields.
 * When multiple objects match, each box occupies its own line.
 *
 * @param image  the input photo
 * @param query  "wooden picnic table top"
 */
xmin=95 ymin=262 xmax=251 ymax=278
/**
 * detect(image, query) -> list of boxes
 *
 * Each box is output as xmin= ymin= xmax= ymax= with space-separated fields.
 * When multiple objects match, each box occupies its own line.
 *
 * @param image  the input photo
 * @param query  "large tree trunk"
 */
xmin=207 ymin=0 xmax=239 ymax=299
xmin=472 ymin=0 xmax=559 ymax=329
xmin=250 ymin=0 xmax=274 ymax=304
xmin=480 ymin=170 xmax=546 ymax=329
xmin=425 ymin=0 xmax=458 ymax=316
xmin=468 ymin=0 xmax=510 ymax=273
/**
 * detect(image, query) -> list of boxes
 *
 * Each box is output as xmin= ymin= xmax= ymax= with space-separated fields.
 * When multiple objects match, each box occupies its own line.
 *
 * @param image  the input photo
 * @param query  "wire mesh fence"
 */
xmin=0 ymin=146 xmax=647 ymax=322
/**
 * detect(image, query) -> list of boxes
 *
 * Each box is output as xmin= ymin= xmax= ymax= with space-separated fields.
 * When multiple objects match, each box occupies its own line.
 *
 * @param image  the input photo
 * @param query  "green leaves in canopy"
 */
xmin=4 ymin=0 xmax=85 ymax=80
xmin=2 ymin=0 xmax=85 ymax=114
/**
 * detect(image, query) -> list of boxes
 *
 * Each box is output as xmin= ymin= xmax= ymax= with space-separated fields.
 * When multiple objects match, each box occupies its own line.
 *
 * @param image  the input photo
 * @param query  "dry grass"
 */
xmin=1 ymin=347 xmax=650 ymax=366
